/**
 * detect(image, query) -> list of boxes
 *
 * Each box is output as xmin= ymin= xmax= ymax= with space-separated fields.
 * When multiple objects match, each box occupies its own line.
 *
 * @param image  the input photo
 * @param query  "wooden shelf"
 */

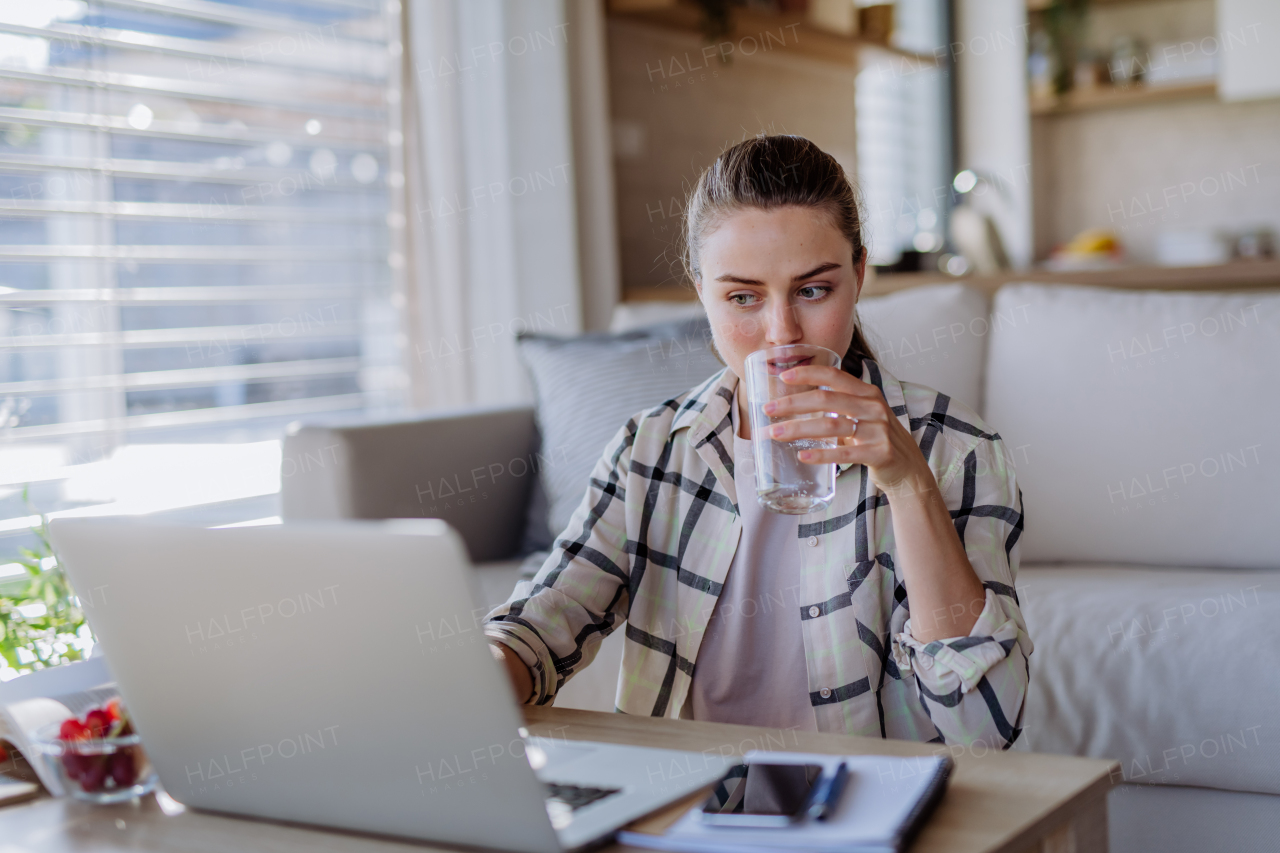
xmin=620 ymin=260 xmax=1280 ymax=305
xmin=1030 ymin=80 xmax=1216 ymax=115
xmin=1027 ymin=0 xmax=1174 ymax=10
xmin=607 ymin=2 xmax=937 ymax=70
xmin=861 ymin=260 xmax=1280 ymax=298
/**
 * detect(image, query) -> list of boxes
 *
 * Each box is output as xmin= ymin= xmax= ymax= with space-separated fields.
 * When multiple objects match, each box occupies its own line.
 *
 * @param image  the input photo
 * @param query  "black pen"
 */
xmin=808 ymin=762 xmax=849 ymax=822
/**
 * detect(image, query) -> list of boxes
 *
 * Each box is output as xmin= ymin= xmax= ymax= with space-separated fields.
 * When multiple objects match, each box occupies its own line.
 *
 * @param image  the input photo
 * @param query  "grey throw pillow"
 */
xmin=518 ymin=316 xmax=723 ymax=550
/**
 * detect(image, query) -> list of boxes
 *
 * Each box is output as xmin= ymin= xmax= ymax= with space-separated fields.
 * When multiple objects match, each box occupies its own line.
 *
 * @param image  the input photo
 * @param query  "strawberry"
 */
xmin=84 ymin=709 xmax=111 ymax=739
xmin=101 ymin=699 xmax=134 ymax=737
xmin=59 ymin=718 xmax=90 ymax=741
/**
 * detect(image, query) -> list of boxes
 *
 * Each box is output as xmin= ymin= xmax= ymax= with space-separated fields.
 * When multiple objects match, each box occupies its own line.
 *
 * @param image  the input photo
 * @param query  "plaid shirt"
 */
xmin=485 ymin=356 xmax=1032 ymax=748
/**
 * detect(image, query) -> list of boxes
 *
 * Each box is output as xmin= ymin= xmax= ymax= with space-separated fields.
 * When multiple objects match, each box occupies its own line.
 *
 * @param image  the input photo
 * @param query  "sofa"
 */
xmin=281 ymin=281 xmax=1280 ymax=853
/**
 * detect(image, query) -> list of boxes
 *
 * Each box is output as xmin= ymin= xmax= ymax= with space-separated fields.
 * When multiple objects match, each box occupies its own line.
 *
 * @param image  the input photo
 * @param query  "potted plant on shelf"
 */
xmin=1043 ymin=0 xmax=1088 ymax=95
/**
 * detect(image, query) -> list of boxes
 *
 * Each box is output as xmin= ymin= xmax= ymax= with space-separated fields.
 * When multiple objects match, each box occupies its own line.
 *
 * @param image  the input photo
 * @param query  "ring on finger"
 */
xmin=847 ymin=415 xmax=859 ymax=435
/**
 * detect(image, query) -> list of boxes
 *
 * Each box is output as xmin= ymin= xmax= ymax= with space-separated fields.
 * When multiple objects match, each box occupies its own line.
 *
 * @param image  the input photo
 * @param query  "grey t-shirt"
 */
xmin=688 ymin=394 xmax=819 ymax=732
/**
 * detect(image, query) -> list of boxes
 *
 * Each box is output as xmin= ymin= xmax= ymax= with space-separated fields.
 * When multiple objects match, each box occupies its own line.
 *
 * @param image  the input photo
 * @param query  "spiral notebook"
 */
xmin=618 ymin=751 xmax=952 ymax=853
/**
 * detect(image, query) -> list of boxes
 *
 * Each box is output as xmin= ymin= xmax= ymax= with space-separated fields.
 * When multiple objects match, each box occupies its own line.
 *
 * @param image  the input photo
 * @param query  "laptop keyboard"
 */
xmin=544 ymin=782 xmax=621 ymax=811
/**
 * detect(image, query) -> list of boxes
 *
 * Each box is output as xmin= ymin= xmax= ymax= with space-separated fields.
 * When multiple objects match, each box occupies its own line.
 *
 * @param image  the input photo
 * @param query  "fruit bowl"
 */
xmin=31 ymin=699 xmax=157 ymax=804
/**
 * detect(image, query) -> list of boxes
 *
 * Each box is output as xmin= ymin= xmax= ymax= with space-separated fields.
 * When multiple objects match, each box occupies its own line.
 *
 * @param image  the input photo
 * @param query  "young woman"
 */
xmin=485 ymin=136 xmax=1031 ymax=749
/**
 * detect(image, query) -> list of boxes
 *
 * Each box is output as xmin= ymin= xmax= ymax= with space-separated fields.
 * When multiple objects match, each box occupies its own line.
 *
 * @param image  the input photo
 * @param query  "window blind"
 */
xmin=0 ymin=0 xmax=405 ymax=452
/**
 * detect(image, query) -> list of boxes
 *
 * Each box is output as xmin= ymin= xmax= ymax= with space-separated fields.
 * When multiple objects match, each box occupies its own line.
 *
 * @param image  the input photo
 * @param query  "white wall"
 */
xmin=1029 ymin=0 xmax=1280 ymax=263
xmin=1033 ymin=97 xmax=1280 ymax=264
xmin=954 ymin=0 xmax=1034 ymax=269
xmin=1219 ymin=0 xmax=1280 ymax=102
xmin=567 ymin=0 xmax=622 ymax=331
xmin=500 ymin=0 xmax=583 ymax=344
xmin=605 ymin=19 xmax=859 ymax=296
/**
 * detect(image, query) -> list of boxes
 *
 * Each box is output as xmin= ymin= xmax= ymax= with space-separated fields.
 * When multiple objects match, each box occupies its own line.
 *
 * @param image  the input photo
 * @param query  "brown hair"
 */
xmin=683 ymin=135 xmax=877 ymax=363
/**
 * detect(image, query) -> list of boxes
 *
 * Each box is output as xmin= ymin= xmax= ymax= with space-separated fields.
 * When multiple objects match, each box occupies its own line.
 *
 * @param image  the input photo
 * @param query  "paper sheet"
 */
xmin=619 ymin=751 xmax=949 ymax=853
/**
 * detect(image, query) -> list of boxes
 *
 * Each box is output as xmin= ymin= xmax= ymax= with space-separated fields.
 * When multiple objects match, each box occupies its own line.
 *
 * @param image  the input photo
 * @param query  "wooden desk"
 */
xmin=0 ymin=706 xmax=1118 ymax=853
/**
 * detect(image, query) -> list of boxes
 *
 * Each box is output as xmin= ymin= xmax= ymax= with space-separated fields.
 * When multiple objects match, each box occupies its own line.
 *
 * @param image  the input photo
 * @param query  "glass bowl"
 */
xmin=32 ymin=722 xmax=158 ymax=804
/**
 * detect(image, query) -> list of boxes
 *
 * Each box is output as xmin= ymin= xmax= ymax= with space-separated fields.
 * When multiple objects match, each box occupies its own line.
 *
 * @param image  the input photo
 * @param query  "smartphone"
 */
xmin=697 ymin=762 xmax=826 ymax=827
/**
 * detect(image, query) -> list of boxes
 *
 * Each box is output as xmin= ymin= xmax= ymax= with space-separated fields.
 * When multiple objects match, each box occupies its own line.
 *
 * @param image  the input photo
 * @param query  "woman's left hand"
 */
xmin=762 ymin=364 xmax=931 ymax=495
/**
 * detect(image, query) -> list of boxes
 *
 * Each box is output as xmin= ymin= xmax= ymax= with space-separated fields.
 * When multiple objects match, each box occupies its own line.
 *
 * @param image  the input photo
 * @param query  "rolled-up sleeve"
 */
xmin=891 ymin=434 xmax=1033 ymax=749
xmin=484 ymin=421 xmax=635 ymax=705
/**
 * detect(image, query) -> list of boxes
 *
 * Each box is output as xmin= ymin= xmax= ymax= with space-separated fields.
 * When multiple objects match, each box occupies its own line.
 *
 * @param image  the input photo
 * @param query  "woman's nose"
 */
xmin=764 ymin=301 xmax=803 ymax=346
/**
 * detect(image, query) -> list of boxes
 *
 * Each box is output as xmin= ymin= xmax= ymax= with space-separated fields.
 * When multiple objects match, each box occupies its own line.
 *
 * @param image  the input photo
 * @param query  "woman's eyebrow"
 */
xmin=714 ymin=272 xmax=763 ymax=284
xmin=792 ymin=262 xmax=842 ymax=281
xmin=714 ymin=261 xmax=843 ymax=285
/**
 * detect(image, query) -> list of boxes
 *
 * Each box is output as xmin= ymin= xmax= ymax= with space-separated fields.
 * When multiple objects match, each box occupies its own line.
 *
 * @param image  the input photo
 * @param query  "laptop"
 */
xmin=48 ymin=518 xmax=734 ymax=852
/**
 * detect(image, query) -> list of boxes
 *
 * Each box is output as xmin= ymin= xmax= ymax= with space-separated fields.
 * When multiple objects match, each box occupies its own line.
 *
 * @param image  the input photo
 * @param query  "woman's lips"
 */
xmin=767 ymin=355 xmax=813 ymax=375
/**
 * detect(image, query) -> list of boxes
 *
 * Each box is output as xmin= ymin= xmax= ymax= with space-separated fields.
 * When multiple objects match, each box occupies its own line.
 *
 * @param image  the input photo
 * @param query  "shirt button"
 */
xmin=808 ymin=606 xmax=820 ymax=618
xmin=808 ymin=536 xmax=818 ymax=547
xmin=819 ymin=687 xmax=832 ymax=699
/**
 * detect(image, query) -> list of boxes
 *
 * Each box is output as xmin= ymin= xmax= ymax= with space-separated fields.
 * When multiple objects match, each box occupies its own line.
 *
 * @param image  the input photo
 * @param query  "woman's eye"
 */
xmin=729 ymin=293 xmax=758 ymax=306
xmin=798 ymin=285 xmax=831 ymax=300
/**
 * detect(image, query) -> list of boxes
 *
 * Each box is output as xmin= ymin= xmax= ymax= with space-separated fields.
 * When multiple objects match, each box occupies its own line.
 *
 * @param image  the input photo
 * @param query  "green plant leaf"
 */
xmin=0 ymin=488 xmax=95 ymax=675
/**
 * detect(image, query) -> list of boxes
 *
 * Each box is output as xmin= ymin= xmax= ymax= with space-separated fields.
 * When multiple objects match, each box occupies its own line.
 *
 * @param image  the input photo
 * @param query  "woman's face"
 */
xmin=695 ymin=205 xmax=866 ymax=381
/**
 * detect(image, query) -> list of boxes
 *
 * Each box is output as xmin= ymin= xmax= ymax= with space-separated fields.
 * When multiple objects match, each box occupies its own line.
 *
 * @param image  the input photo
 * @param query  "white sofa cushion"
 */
xmin=858 ymin=283 xmax=991 ymax=413
xmin=609 ymin=284 xmax=991 ymax=413
xmin=518 ymin=318 xmax=724 ymax=543
xmin=610 ymin=301 xmax=706 ymax=332
xmin=1018 ymin=563 xmax=1280 ymax=796
xmin=985 ymin=284 xmax=1279 ymax=569
xmin=472 ymin=560 xmax=526 ymax=612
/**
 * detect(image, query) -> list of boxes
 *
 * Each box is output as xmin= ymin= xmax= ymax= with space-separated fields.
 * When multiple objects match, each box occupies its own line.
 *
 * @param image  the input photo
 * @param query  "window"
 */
xmin=855 ymin=0 xmax=952 ymax=268
xmin=0 ymin=0 xmax=405 ymax=543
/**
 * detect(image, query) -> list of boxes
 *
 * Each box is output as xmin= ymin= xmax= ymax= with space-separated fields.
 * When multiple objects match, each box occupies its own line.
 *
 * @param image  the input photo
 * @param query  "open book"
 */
xmin=0 ymin=656 xmax=116 ymax=797
xmin=618 ymin=751 xmax=952 ymax=853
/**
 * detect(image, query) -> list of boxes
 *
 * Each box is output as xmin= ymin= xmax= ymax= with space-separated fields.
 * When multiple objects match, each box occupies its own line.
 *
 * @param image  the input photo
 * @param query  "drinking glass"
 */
xmin=742 ymin=344 xmax=842 ymax=514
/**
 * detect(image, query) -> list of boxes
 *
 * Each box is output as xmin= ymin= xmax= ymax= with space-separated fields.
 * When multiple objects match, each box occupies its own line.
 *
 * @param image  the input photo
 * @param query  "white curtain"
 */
xmin=402 ymin=0 xmax=589 ymax=409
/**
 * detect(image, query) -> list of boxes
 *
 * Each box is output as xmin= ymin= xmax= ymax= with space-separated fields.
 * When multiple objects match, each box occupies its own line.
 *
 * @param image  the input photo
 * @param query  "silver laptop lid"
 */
xmin=49 ymin=518 xmax=561 ymax=853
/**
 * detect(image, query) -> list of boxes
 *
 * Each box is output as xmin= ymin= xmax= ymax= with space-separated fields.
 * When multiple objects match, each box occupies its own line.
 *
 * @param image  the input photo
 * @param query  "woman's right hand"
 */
xmin=488 ymin=641 xmax=534 ymax=704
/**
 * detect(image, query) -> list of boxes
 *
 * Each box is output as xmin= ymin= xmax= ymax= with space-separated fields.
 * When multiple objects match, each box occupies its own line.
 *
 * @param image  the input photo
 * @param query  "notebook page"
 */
xmin=621 ymin=752 xmax=949 ymax=853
